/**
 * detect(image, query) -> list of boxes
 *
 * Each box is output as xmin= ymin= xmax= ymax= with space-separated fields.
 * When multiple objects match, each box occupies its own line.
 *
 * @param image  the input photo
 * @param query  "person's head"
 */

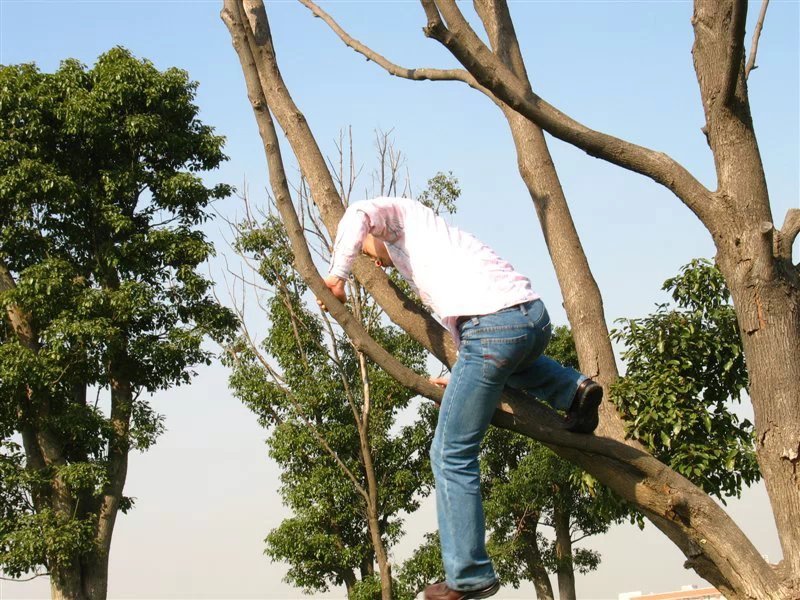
xmin=362 ymin=234 xmax=393 ymax=268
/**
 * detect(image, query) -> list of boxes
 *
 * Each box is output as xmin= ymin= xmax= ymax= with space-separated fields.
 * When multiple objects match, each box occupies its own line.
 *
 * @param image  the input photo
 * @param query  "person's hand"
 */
xmin=429 ymin=376 xmax=450 ymax=388
xmin=317 ymin=275 xmax=346 ymax=311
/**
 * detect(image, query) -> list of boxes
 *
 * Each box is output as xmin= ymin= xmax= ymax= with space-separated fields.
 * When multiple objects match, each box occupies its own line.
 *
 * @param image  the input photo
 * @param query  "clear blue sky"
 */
xmin=0 ymin=1 xmax=797 ymax=598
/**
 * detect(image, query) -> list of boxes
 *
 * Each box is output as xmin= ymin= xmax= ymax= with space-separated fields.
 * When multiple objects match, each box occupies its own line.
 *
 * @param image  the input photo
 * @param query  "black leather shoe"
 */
xmin=423 ymin=580 xmax=500 ymax=600
xmin=564 ymin=379 xmax=602 ymax=434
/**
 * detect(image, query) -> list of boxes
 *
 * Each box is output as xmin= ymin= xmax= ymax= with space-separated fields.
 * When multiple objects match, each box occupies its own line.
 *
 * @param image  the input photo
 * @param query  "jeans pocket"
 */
xmin=480 ymin=333 xmax=530 ymax=381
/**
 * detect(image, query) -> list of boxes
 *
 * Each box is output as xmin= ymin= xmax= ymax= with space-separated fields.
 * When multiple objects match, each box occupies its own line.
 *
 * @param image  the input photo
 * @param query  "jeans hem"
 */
xmin=445 ymin=577 xmax=498 ymax=592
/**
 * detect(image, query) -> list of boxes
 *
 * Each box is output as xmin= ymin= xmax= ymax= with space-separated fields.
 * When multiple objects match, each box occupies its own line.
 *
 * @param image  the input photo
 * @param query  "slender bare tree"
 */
xmin=221 ymin=1 xmax=796 ymax=598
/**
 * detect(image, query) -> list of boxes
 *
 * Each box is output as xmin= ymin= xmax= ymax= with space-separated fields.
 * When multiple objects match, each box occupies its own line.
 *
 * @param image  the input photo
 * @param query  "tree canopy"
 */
xmin=0 ymin=47 xmax=235 ymax=596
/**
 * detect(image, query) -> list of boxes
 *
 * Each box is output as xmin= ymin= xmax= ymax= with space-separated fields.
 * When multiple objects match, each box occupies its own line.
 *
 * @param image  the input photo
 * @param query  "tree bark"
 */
xmin=552 ymin=504 xmax=576 ymax=600
xmin=521 ymin=529 xmax=554 ymax=600
xmin=691 ymin=0 xmax=800 ymax=584
xmin=471 ymin=0 xmax=627 ymax=443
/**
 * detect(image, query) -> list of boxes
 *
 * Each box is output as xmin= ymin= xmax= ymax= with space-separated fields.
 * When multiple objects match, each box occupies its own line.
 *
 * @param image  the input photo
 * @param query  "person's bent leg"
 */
xmin=507 ymin=354 xmax=585 ymax=411
xmin=503 ymin=300 xmax=586 ymax=411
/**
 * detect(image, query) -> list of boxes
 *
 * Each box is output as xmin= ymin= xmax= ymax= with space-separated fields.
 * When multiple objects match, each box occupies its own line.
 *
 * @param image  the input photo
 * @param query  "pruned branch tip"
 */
xmin=745 ymin=0 xmax=770 ymax=79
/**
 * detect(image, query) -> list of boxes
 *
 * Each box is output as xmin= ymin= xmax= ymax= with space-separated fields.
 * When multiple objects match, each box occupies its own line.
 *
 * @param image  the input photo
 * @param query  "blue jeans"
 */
xmin=430 ymin=299 xmax=584 ymax=590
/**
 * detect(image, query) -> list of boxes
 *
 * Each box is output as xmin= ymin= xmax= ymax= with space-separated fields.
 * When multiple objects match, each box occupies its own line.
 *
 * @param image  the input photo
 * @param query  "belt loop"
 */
xmin=471 ymin=316 xmax=479 ymax=326
xmin=519 ymin=302 xmax=528 ymax=316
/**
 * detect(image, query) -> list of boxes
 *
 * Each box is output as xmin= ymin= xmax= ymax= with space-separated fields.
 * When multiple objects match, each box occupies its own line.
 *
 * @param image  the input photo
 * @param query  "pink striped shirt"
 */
xmin=328 ymin=197 xmax=538 ymax=343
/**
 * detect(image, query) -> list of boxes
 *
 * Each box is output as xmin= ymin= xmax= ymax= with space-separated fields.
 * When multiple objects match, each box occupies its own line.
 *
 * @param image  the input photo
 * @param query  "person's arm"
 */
xmin=327 ymin=207 xmax=371 ymax=281
xmin=319 ymin=198 xmax=406 ymax=309
xmin=328 ymin=198 xmax=405 ymax=279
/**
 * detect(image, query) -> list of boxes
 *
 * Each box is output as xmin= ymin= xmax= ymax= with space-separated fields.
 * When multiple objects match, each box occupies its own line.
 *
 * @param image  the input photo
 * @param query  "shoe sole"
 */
xmin=463 ymin=580 xmax=500 ymax=599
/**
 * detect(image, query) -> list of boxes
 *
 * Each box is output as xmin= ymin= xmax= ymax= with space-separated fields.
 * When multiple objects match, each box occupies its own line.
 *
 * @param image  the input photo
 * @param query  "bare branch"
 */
xmin=422 ymin=0 xmax=716 ymax=227
xmin=721 ymin=0 xmax=748 ymax=106
xmin=0 ymin=571 xmax=49 ymax=582
xmin=745 ymin=0 xmax=770 ymax=79
xmin=227 ymin=339 xmax=369 ymax=500
xmin=776 ymin=208 xmax=800 ymax=261
xmin=298 ymin=0 xmax=481 ymax=90
xmin=421 ymin=0 xmax=445 ymax=34
xmin=321 ymin=308 xmax=364 ymax=430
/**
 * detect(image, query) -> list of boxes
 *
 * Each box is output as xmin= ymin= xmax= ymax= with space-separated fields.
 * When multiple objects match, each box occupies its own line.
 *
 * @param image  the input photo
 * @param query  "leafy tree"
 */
xmin=0 ymin=48 xmax=235 ymax=599
xmin=227 ymin=212 xmax=434 ymax=600
xmin=225 ymin=139 xmax=456 ymax=600
xmin=611 ymin=258 xmax=759 ymax=499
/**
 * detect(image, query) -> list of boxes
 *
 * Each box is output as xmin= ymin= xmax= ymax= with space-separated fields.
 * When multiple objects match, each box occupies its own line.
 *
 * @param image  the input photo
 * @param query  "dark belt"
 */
xmin=455 ymin=314 xmax=472 ymax=328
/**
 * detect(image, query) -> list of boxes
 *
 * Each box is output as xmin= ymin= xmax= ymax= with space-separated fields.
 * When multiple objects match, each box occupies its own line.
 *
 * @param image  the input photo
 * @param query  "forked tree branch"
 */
xmin=222 ymin=0 xmax=678 ymax=461
xmin=745 ymin=0 xmax=770 ymax=79
xmin=421 ymin=0 xmax=716 ymax=227
xmin=297 ymin=0 xmax=505 ymax=118
xmin=721 ymin=0 xmax=748 ymax=106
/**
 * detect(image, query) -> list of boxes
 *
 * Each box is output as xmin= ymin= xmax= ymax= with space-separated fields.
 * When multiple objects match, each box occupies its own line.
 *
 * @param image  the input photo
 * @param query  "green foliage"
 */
xmin=611 ymin=259 xmax=759 ymax=499
xmin=0 ymin=47 xmax=236 ymax=577
xmin=417 ymin=172 xmax=460 ymax=216
xmin=394 ymin=533 xmax=445 ymax=600
xmin=227 ymin=213 xmax=436 ymax=595
xmin=349 ymin=574 xmax=383 ymax=600
xmin=0 ymin=509 xmax=97 ymax=578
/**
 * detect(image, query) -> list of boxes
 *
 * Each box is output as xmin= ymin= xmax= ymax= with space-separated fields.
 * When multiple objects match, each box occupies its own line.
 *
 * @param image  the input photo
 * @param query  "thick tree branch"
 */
xmin=745 ymin=0 xmax=770 ymax=79
xmin=423 ymin=0 xmax=716 ymax=227
xmin=0 ymin=259 xmax=39 ymax=352
xmin=303 ymin=0 xmax=631 ymax=444
xmin=777 ymin=208 xmax=800 ymax=262
xmin=421 ymin=0 xmax=445 ymax=32
xmin=472 ymin=0 xmax=529 ymax=82
xmin=222 ymin=0 xmax=655 ymax=460
xmin=721 ymin=0 xmax=748 ymax=106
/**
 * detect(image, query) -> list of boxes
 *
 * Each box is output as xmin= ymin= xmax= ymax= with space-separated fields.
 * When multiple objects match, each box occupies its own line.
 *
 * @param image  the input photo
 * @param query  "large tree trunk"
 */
xmin=2 ymin=259 xmax=128 ymax=600
xmin=690 ymin=0 xmax=800 ymax=582
xmin=49 ymin=557 xmax=109 ymax=600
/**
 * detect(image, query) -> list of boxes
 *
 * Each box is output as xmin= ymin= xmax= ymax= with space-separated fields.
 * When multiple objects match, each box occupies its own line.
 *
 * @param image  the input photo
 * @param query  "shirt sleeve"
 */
xmin=328 ymin=198 xmax=406 ymax=279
